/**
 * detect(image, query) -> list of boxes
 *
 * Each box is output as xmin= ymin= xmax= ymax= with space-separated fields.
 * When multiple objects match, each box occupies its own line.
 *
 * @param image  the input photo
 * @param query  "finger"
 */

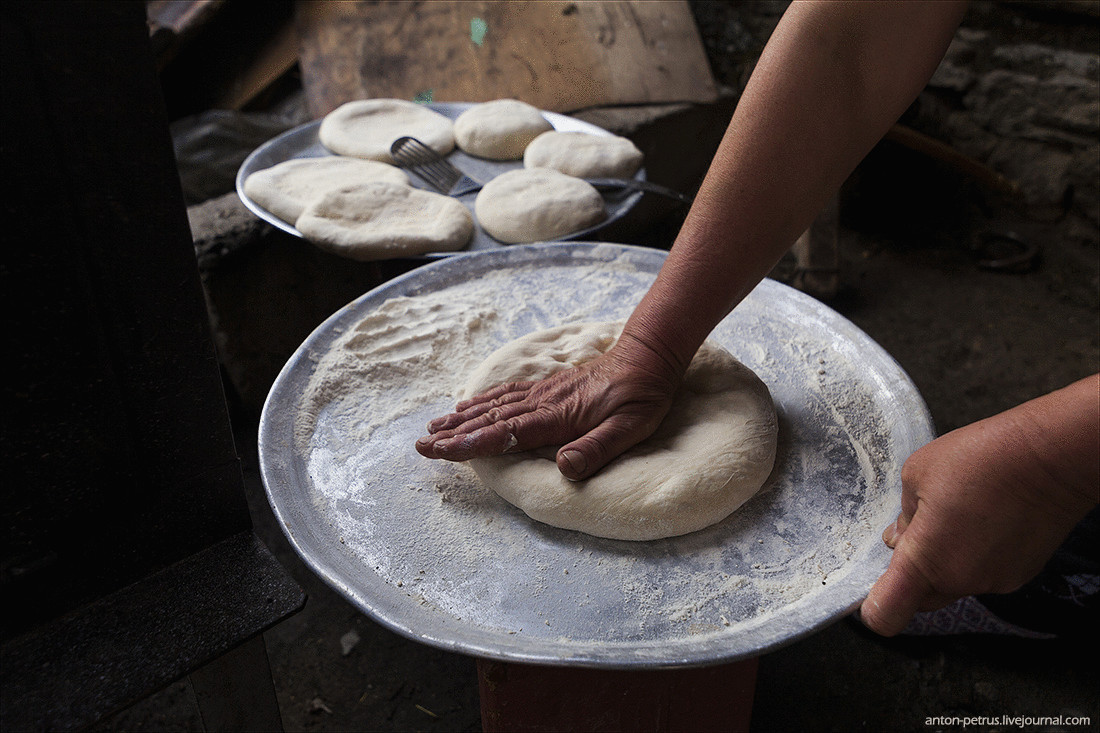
xmin=417 ymin=406 xmax=531 ymax=460
xmin=420 ymin=400 xmax=572 ymax=461
xmin=426 ymin=400 xmax=535 ymax=447
xmin=426 ymin=389 xmax=530 ymax=434
xmin=859 ymin=549 xmax=935 ymax=637
xmin=881 ymin=512 xmax=911 ymax=548
xmin=418 ymin=420 xmax=519 ymax=461
xmin=454 ymin=381 xmax=537 ymax=413
xmin=556 ymin=411 xmax=658 ymax=481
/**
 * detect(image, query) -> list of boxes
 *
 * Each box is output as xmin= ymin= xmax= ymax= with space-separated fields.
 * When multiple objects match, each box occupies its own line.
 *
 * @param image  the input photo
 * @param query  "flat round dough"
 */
xmin=453 ymin=99 xmax=553 ymax=160
xmin=474 ymin=168 xmax=605 ymax=244
xmin=523 ymin=131 xmax=644 ymax=179
xmin=296 ymin=182 xmax=473 ymax=261
xmin=319 ymin=99 xmax=455 ymax=162
xmin=243 ymin=157 xmax=410 ymax=224
xmin=463 ymin=322 xmax=778 ymax=541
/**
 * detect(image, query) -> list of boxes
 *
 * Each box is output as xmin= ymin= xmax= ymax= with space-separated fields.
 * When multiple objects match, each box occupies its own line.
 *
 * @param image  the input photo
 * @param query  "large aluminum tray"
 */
xmin=236 ymin=103 xmax=645 ymax=256
xmin=258 ymin=242 xmax=934 ymax=668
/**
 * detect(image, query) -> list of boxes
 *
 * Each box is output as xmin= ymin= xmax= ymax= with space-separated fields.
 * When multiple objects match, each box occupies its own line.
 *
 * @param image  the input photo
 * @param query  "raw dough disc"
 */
xmin=242 ymin=157 xmax=410 ymax=224
xmin=296 ymin=182 xmax=473 ymax=261
xmin=462 ymin=322 xmax=778 ymax=541
xmin=319 ymin=99 xmax=455 ymax=162
xmin=453 ymin=99 xmax=554 ymax=160
xmin=523 ymin=131 xmax=644 ymax=179
xmin=474 ymin=168 xmax=605 ymax=244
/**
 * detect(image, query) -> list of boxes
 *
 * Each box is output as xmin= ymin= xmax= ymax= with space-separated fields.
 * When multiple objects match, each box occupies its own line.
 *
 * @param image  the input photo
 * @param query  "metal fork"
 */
xmin=391 ymin=136 xmax=483 ymax=196
xmin=390 ymin=135 xmax=694 ymax=204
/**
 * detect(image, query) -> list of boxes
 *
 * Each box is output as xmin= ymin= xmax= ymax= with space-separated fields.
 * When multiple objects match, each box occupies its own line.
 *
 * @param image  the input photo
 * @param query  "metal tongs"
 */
xmin=390 ymin=136 xmax=694 ymax=204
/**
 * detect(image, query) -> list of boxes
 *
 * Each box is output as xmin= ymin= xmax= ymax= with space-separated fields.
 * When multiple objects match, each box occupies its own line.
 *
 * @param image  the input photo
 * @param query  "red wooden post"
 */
xmin=478 ymin=657 xmax=758 ymax=732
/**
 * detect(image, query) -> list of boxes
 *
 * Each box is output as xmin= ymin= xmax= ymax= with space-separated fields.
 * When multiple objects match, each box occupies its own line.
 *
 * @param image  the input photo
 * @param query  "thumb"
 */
xmin=557 ymin=412 xmax=659 ymax=481
xmin=860 ymin=548 xmax=934 ymax=636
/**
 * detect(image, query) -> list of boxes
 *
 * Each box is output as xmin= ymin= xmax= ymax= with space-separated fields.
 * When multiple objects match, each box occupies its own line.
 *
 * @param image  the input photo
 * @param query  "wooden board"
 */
xmin=296 ymin=0 xmax=719 ymax=118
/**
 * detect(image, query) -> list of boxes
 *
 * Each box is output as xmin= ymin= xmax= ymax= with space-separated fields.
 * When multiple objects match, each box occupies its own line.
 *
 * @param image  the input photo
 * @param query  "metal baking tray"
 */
xmin=258 ymin=242 xmax=934 ymax=668
xmin=236 ymin=103 xmax=645 ymax=256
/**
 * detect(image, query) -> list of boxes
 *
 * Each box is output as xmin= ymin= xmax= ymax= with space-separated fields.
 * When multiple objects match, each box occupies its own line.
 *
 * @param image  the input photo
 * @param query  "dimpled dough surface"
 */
xmin=243 ymin=157 xmax=410 ymax=224
xmin=462 ymin=322 xmax=779 ymax=541
xmin=453 ymin=99 xmax=553 ymax=160
xmin=474 ymin=168 xmax=605 ymax=244
xmin=319 ymin=99 xmax=455 ymax=162
xmin=296 ymin=182 xmax=473 ymax=260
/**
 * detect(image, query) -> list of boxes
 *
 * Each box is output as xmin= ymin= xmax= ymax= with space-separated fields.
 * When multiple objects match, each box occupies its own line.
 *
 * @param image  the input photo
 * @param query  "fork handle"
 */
xmin=584 ymin=178 xmax=694 ymax=204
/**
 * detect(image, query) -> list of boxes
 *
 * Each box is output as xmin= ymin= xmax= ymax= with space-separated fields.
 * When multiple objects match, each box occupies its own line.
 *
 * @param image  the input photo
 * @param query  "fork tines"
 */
xmin=390 ymin=136 xmax=461 ymax=192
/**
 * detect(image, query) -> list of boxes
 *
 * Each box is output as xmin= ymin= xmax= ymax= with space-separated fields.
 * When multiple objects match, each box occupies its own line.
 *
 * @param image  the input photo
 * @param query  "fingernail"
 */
xmin=433 ymin=435 xmax=462 ymax=451
xmin=882 ymin=521 xmax=898 ymax=547
xmin=559 ymin=450 xmax=587 ymax=478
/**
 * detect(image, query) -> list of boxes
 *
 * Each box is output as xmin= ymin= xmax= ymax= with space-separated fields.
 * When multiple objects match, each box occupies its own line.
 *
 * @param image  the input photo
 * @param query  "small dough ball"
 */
xmin=296 ymin=182 xmax=473 ymax=261
xmin=524 ymin=131 xmax=644 ymax=179
xmin=463 ymin=322 xmax=778 ymax=541
xmin=319 ymin=99 xmax=455 ymax=162
xmin=243 ymin=157 xmax=410 ymax=224
xmin=474 ymin=168 xmax=605 ymax=244
xmin=453 ymin=99 xmax=554 ymax=160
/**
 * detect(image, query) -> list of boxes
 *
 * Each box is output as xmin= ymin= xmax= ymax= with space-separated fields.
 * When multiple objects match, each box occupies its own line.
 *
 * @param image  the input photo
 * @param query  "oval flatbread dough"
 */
xmin=319 ymin=99 xmax=455 ymax=162
xmin=243 ymin=157 xmax=410 ymax=224
xmin=453 ymin=99 xmax=554 ymax=160
xmin=474 ymin=168 xmax=605 ymax=244
xmin=523 ymin=130 xmax=644 ymax=179
xmin=296 ymin=182 xmax=473 ymax=261
xmin=463 ymin=322 xmax=778 ymax=541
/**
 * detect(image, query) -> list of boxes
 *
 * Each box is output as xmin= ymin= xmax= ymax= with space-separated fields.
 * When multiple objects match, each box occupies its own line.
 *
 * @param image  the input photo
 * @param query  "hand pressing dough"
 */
xmin=453 ymin=99 xmax=554 ymax=160
xmin=319 ymin=99 xmax=455 ymax=162
xmin=524 ymin=131 xmax=644 ymax=179
xmin=474 ymin=168 xmax=605 ymax=244
xmin=296 ymin=182 xmax=473 ymax=260
xmin=243 ymin=157 xmax=410 ymax=224
xmin=462 ymin=322 xmax=778 ymax=541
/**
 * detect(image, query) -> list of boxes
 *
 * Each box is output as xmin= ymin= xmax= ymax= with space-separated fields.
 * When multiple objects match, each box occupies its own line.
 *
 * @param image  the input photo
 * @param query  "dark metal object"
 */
xmin=974 ymin=230 xmax=1041 ymax=273
xmin=391 ymin=135 xmax=484 ymax=195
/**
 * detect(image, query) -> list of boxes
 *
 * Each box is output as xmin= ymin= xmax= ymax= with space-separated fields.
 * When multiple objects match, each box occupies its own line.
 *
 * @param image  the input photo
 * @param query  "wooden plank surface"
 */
xmin=296 ymin=0 xmax=718 ymax=118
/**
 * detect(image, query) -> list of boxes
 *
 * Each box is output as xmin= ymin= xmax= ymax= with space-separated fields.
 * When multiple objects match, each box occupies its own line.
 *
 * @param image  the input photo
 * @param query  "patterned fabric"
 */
xmin=897 ymin=507 xmax=1100 ymax=638
xmin=901 ymin=596 xmax=1056 ymax=639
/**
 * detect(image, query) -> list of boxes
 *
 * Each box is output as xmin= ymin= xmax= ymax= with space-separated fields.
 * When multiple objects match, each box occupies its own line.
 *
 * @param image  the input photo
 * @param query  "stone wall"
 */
xmin=689 ymin=1 xmax=1099 ymax=249
xmin=919 ymin=5 xmax=1099 ymax=246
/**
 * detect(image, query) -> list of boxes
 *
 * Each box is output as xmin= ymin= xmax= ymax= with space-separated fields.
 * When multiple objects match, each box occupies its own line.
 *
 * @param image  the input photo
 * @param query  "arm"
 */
xmin=860 ymin=374 xmax=1100 ymax=636
xmin=620 ymin=0 xmax=968 ymax=373
xmin=417 ymin=1 xmax=968 ymax=478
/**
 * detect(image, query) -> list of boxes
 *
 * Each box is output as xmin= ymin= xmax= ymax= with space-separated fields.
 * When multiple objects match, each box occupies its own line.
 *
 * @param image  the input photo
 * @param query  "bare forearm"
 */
xmin=621 ymin=0 xmax=968 ymax=371
xmin=1013 ymin=374 xmax=1100 ymax=513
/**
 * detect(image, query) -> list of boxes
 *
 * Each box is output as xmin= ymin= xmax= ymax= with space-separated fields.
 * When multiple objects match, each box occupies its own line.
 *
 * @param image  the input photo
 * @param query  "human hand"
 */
xmin=860 ymin=377 xmax=1099 ymax=636
xmin=414 ymin=335 xmax=683 ymax=481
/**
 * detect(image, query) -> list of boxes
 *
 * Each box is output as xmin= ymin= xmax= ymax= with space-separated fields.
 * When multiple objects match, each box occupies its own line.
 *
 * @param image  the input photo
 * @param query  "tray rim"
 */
xmin=258 ymin=241 xmax=935 ymax=668
xmin=235 ymin=102 xmax=647 ymax=256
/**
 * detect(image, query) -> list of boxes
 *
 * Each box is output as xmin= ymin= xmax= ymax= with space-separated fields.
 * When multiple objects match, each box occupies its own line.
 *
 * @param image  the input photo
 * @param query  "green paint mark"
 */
xmin=413 ymin=89 xmax=434 ymax=104
xmin=470 ymin=17 xmax=487 ymax=47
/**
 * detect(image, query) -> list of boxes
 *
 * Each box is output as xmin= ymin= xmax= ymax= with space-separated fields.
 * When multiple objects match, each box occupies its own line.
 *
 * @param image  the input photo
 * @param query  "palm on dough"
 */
xmin=415 ymin=343 xmax=680 ymax=481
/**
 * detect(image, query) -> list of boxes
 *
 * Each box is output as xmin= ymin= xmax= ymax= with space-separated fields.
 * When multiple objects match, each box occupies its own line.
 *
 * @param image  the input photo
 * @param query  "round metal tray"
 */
xmin=236 ymin=103 xmax=645 ymax=256
xmin=259 ymin=242 xmax=934 ymax=668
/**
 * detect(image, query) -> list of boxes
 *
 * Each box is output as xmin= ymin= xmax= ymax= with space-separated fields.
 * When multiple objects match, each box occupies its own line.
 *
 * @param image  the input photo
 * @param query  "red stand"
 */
xmin=477 ymin=657 xmax=758 ymax=733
